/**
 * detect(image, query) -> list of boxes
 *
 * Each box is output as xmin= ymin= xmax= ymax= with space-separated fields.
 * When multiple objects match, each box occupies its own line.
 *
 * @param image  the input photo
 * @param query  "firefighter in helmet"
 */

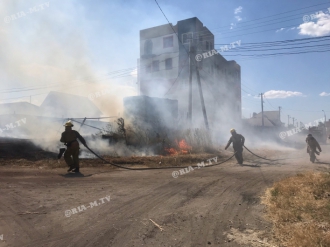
xmin=306 ymin=133 xmax=321 ymax=163
xmin=60 ymin=120 xmax=88 ymax=173
xmin=225 ymin=129 xmax=245 ymax=164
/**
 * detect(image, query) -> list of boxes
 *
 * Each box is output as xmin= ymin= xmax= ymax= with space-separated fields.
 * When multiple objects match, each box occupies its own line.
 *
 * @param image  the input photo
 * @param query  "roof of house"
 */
xmin=0 ymin=102 xmax=43 ymax=116
xmin=40 ymin=91 xmax=103 ymax=118
xmin=244 ymin=116 xmax=276 ymax=127
xmin=247 ymin=111 xmax=283 ymax=127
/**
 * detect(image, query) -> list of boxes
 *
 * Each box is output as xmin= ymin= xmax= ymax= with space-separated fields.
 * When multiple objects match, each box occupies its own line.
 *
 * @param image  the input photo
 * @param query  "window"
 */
xmin=152 ymin=60 xmax=159 ymax=71
xmin=205 ymin=41 xmax=209 ymax=50
xmin=165 ymin=58 xmax=172 ymax=70
xmin=182 ymin=32 xmax=193 ymax=44
xmin=146 ymin=64 xmax=152 ymax=73
xmin=163 ymin=36 xmax=173 ymax=48
xmin=144 ymin=39 xmax=153 ymax=55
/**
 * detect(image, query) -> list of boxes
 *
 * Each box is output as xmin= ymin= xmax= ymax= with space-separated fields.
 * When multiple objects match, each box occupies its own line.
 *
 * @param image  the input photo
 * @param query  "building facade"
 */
xmin=139 ymin=17 xmax=241 ymax=128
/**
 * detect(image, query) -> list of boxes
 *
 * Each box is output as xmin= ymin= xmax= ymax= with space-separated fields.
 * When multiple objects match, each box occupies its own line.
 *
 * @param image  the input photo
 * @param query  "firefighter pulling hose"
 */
xmin=224 ymin=128 xmax=297 ymax=162
xmin=225 ymin=129 xmax=245 ymax=164
xmin=59 ymin=120 xmax=88 ymax=173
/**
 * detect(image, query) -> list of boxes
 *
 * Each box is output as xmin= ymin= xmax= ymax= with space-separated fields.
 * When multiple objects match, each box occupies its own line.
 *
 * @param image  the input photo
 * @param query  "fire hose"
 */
xmin=243 ymin=145 xmax=304 ymax=161
xmin=84 ymin=146 xmax=236 ymax=171
xmin=59 ymin=144 xmax=295 ymax=171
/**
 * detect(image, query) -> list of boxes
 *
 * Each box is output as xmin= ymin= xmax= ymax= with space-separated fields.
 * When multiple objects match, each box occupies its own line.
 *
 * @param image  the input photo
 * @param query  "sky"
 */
xmin=0 ymin=0 xmax=329 ymax=125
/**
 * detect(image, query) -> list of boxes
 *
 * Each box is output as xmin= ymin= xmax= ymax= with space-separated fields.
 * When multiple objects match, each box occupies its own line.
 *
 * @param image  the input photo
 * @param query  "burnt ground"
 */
xmin=0 ymin=142 xmax=330 ymax=247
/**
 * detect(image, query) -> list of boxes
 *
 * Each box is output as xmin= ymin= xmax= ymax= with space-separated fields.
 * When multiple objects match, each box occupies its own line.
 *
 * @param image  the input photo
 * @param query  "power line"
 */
xmin=215 ymin=35 xmax=330 ymax=47
xmin=0 ymin=67 xmax=136 ymax=93
xmin=154 ymin=0 xmax=190 ymax=56
xmin=282 ymin=107 xmax=327 ymax=112
xmin=150 ymin=2 xmax=330 ymax=43
xmin=194 ymin=2 xmax=330 ymax=36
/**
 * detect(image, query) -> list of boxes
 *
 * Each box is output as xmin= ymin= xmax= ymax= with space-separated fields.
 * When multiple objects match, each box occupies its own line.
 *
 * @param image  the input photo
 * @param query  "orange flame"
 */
xmin=165 ymin=139 xmax=192 ymax=155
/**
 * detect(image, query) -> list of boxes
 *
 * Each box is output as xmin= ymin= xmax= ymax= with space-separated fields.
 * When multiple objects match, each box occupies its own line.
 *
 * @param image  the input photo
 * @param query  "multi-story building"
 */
xmin=139 ymin=17 xmax=241 ymax=128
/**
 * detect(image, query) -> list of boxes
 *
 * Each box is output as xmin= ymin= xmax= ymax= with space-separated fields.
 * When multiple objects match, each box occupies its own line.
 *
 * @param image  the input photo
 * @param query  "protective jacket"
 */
xmin=60 ymin=130 xmax=87 ymax=147
xmin=225 ymin=133 xmax=245 ymax=151
xmin=306 ymin=136 xmax=321 ymax=152
xmin=60 ymin=129 xmax=87 ymax=170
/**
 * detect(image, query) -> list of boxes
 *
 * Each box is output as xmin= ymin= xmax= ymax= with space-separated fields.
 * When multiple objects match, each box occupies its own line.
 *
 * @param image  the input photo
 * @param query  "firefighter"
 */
xmin=306 ymin=133 xmax=322 ymax=163
xmin=225 ymin=129 xmax=245 ymax=164
xmin=60 ymin=120 xmax=88 ymax=173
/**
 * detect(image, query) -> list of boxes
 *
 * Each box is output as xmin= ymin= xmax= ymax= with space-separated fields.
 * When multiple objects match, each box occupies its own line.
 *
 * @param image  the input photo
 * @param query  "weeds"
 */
xmin=99 ymin=118 xmax=218 ymax=155
xmin=262 ymin=172 xmax=330 ymax=246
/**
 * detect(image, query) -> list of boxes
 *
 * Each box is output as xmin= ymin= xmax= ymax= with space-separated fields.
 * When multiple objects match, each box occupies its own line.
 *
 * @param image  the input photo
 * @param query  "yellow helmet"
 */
xmin=64 ymin=120 xmax=74 ymax=127
xmin=230 ymin=128 xmax=236 ymax=133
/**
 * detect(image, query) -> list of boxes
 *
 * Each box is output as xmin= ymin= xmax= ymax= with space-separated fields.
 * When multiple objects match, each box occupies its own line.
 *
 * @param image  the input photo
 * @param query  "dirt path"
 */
xmin=0 ymin=146 xmax=329 ymax=247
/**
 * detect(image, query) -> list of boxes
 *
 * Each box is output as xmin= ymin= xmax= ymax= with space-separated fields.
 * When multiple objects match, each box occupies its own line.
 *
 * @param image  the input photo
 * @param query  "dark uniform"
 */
xmin=60 ymin=121 xmax=87 ymax=172
xmin=225 ymin=130 xmax=245 ymax=164
xmin=305 ymin=134 xmax=321 ymax=162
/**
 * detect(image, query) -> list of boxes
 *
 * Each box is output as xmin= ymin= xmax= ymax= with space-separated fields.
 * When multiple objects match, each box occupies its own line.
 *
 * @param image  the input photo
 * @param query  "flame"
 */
xmin=165 ymin=139 xmax=192 ymax=155
xmin=165 ymin=147 xmax=178 ymax=155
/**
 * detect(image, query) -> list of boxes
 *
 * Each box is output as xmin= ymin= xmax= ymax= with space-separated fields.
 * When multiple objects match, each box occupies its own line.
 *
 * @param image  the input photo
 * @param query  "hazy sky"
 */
xmin=0 ymin=0 xmax=329 ymax=124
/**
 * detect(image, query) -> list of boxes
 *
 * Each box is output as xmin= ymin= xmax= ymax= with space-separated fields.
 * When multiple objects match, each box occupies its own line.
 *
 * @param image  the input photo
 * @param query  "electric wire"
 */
xmin=194 ymin=2 xmax=330 ymax=36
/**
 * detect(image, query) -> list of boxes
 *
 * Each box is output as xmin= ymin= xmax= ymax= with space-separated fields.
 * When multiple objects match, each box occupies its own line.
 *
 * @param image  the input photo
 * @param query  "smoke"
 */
xmin=0 ymin=1 xmax=299 ymax=158
xmin=0 ymin=1 xmax=139 ymax=149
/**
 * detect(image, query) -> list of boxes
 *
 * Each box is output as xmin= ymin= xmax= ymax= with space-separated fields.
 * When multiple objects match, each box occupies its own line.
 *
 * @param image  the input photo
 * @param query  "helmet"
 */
xmin=230 ymin=128 xmax=236 ymax=133
xmin=307 ymin=134 xmax=312 ymax=137
xmin=64 ymin=120 xmax=74 ymax=127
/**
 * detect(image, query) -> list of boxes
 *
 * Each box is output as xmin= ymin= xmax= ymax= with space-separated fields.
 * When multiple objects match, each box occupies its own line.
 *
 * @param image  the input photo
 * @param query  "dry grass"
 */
xmin=0 ymin=153 xmax=222 ymax=169
xmin=262 ymin=172 xmax=330 ymax=247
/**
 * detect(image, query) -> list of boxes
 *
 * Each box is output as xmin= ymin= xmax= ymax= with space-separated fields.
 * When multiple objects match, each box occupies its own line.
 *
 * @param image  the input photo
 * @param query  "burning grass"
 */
xmin=262 ymin=172 xmax=330 ymax=247
xmin=165 ymin=139 xmax=192 ymax=155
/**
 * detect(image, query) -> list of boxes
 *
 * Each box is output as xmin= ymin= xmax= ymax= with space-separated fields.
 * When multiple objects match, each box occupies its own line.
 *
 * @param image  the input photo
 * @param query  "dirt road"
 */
xmin=0 ymin=146 xmax=329 ymax=247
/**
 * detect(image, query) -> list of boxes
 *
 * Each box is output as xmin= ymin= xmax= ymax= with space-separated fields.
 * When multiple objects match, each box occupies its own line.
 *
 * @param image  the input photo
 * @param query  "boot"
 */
xmin=67 ymin=165 xmax=75 ymax=172
xmin=73 ymin=167 xmax=80 ymax=173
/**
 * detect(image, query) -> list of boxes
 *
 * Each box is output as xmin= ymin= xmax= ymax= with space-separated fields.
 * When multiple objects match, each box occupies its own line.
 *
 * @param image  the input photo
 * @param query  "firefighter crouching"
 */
xmin=225 ymin=129 xmax=245 ymax=165
xmin=306 ymin=133 xmax=322 ymax=163
xmin=60 ymin=120 xmax=88 ymax=173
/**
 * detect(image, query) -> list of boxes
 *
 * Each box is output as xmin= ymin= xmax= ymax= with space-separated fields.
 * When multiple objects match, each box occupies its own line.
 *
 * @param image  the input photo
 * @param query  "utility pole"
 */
xmin=293 ymin=117 xmax=295 ymax=127
xmin=196 ymin=64 xmax=209 ymax=130
xmin=322 ymin=110 xmax=326 ymax=123
xmin=185 ymin=37 xmax=209 ymax=130
xmin=279 ymin=106 xmax=281 ymax=123
xmin=188 ymin=41 xmax=193 ymax=126
xmin=260 ymin=93 xmax=264 ymax=128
